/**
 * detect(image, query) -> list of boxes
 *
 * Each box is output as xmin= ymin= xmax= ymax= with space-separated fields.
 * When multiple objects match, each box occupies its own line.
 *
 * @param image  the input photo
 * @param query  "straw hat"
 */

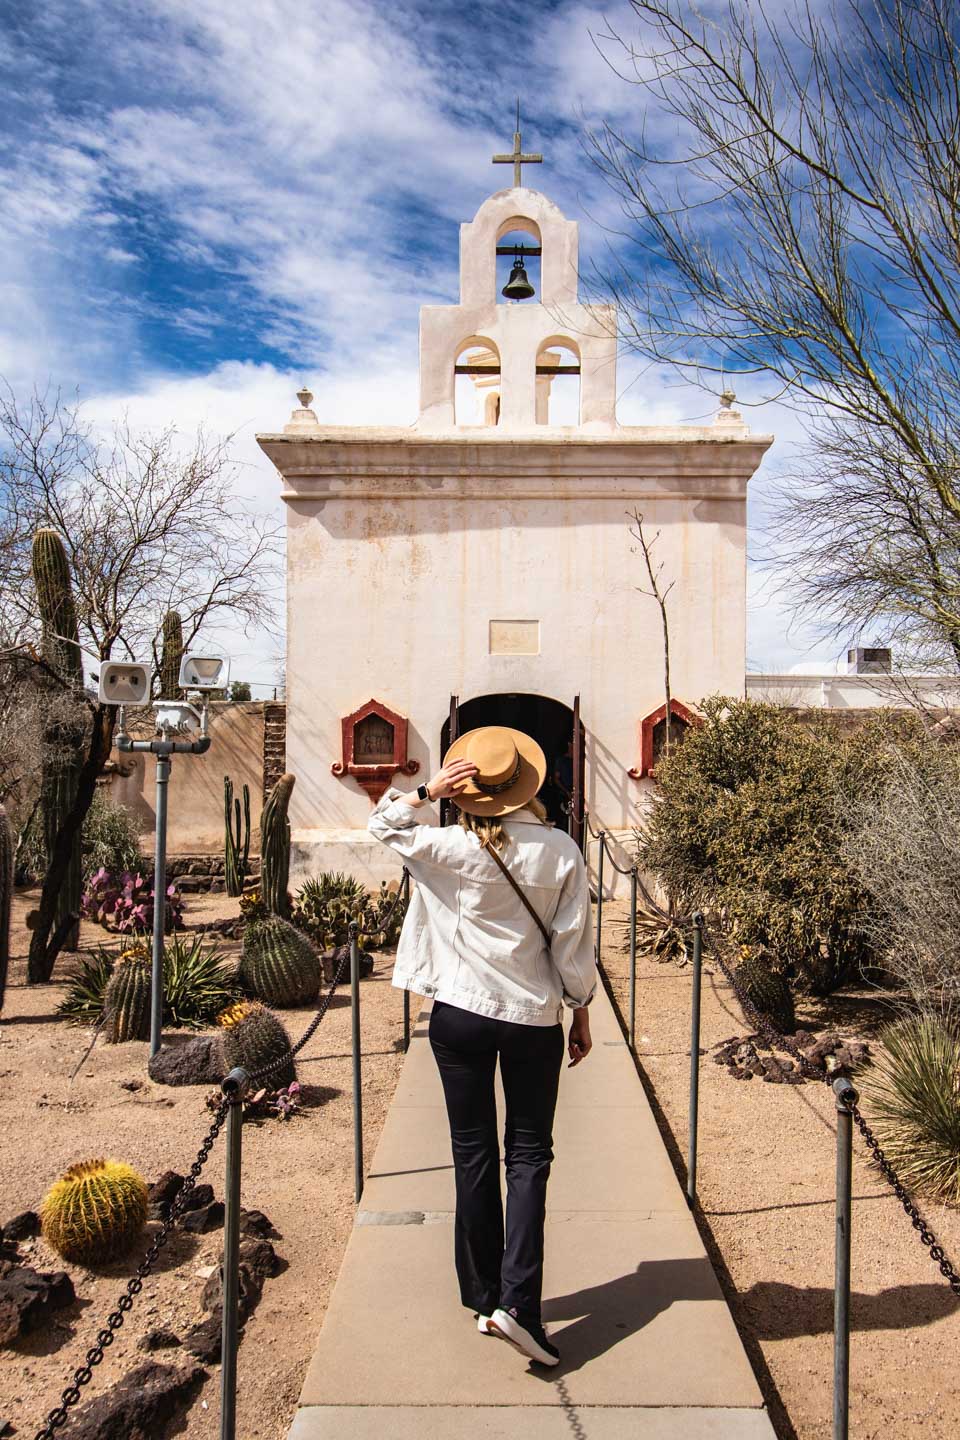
xmin=443 ymin=725 xmax=546 ymax=817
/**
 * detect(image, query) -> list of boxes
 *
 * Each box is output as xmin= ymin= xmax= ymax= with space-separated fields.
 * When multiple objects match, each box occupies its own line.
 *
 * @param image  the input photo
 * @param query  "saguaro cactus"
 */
xmin=0 ymin=803 xmax=12 ymax=1012
xmin=224 ymin=775 xmax=252 ymax=896
xmin=32 ymin=529 xmax=84 ymax=952
xmin=159 ymin=610 xmax=184 ymax=698
xmin=261 ymin=773 xmax=295 ymax=916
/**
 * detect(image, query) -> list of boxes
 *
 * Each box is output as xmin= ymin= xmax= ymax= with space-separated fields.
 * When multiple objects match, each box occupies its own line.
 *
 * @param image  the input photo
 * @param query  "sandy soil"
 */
xmin=0 ymin=888 xmax=407 ymax=1439
xmin=598 ymin=897 xmax=960 ymax=1440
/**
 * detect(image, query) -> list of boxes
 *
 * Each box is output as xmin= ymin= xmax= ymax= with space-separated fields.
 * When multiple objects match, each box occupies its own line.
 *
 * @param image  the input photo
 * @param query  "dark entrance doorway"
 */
xmin=441 ymin=692 xmax=585 ymax=840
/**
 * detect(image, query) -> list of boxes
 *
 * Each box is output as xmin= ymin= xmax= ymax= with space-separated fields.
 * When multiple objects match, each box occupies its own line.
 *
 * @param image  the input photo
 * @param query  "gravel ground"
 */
xmin=0 ymin=888 xmax=406 ymax=1439
xmin=598 ymin=897 xmax=960 ymax=1440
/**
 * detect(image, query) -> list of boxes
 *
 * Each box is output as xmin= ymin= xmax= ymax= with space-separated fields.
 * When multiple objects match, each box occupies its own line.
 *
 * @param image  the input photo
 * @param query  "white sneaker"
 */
xmin=477 ymin=1314 xmax=493 ymax=1334
xmin=488 ymin=1307 xmax=560 ymax=1366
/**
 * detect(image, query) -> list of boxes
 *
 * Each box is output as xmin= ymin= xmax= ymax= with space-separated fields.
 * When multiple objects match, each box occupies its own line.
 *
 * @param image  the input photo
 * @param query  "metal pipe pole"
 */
xmin=686 ymin=912 xmax=704 ymax=1208
xmin=628 ymin=868 xmax=638 ymax=1050
xmin=594 ymin=832 xmax=606 ymax=961
xmin=150 ymin=754 xmax=171 ymax=1059
xmin=833 ymin=1076 xmax=857 ymax=1440
xmin=350 ymin=922 xmax=364 ymax=1203
xmin=220 ymin=1065 xmax=250 ymax=1440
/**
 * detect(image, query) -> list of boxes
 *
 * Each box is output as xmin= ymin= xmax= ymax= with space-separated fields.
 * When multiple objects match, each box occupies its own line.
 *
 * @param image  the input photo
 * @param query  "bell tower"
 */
xmin=417 ymin=125 xmax=618 ymax=433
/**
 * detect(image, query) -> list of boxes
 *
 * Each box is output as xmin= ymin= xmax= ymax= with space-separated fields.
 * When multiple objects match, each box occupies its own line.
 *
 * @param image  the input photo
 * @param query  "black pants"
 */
xmin=429 ymin=999 xmax=564 ymax=1325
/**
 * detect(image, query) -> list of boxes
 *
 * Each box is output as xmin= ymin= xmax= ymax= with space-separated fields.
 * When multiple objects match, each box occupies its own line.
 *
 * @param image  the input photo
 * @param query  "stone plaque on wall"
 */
xmin=489 ymin=620 xmax=540 ymax=655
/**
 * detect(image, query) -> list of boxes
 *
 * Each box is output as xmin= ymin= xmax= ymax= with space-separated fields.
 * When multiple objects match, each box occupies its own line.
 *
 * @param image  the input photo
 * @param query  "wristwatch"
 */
xmin=417 ymin=783 xmax=431 ymax=802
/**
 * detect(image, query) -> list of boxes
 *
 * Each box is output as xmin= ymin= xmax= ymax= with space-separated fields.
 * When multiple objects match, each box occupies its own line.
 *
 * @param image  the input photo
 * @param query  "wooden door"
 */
xmin=441 ymin=693 xmax=459 ymax=826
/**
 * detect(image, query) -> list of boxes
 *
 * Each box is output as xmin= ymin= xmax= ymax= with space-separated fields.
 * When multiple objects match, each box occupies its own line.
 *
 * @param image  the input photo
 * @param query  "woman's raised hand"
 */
xmin=426 ymin=758 xmax=480 ymax=800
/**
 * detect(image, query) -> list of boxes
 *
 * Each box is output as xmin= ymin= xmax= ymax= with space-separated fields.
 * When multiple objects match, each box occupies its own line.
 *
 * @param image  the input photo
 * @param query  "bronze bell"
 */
xmin=501 ymin=256 xmax=535 ymax=301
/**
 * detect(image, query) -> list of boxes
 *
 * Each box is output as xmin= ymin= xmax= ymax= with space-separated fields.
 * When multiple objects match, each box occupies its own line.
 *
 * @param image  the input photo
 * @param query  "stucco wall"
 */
xmin=108 ymin=702 xmax=267 ymax=855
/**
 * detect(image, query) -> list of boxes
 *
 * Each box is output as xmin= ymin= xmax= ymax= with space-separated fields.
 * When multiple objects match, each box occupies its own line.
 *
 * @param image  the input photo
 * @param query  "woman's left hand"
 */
xmin=568 ymin=1008 xmax=592 ymax=1067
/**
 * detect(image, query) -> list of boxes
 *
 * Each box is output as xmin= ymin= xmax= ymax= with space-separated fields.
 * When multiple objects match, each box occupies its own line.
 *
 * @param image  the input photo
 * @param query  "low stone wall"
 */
xmin=165 ymin=854 xmax=261 ymax=895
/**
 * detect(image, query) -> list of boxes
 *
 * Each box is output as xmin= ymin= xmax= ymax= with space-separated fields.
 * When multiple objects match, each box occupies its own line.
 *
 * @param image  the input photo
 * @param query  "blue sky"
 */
xmin=0 ymin=0 xmax=827 ymax=686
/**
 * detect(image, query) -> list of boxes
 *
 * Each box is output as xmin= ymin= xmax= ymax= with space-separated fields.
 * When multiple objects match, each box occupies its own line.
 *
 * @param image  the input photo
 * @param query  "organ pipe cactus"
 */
xmin=102 ymin=946 xmax=152 ymax=1042
xmin=32 ymin=529 xmax=84 ymax=952
xmin=224 ymin=775 xmax=251 ymax=897
xmin=261 ymin=772 xmax=294 ymax=916
xmin=41 ymin=1158 xmax=149 ymax=1265
xmin=0 ymin=803 xmax=12 ymax=1012
xmin=159 ymin=610 xmax=184 ymax=698
xmin=239 ymin=911 xmax=320 ymax=1007
xmin=217 ymin=999 xmax=296 ymax=1087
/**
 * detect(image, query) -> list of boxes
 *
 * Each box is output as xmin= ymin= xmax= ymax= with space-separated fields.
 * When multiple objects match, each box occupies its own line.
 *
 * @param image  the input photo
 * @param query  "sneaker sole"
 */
xmin=488 ymin=1314 xmax=560 ymax=1367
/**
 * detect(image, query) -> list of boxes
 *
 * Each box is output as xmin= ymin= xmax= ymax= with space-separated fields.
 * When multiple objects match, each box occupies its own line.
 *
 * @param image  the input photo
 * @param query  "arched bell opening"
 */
xmin=536 ymin=338 xmax=581 ymax=425
xmin=496 ymin=219 xmax=541 ymax=305
xmin=454 ymin=338 xmax=501 ymax=425
xmin=440 ymin=692 xmax=584 ymax=833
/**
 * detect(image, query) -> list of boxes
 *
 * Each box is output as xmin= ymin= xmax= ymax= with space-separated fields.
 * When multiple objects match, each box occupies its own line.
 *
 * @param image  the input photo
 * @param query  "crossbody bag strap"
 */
xmin=484 ymin=842 xmax=552 ymax=949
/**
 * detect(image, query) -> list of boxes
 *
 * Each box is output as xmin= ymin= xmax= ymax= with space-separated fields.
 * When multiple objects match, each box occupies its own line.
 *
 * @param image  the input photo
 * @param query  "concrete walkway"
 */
xmin=289 ymin=984 xmax=777 ymax=1438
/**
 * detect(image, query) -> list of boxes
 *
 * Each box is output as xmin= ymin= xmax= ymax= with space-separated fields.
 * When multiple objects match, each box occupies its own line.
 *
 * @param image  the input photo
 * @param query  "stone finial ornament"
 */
xmin=716 ymin=387 xmax=744 ymax=426
xmin=285 ymin=384 xmax=319 ymax=433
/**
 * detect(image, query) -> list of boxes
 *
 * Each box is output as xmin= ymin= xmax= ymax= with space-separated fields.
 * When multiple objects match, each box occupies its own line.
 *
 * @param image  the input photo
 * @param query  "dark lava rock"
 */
xmin=182 ymin=1314 xmax=223 ymax=1364
xmin=148 ymin=1037 xmax=224 ymax=1088
xmin=3 ymin=1211 xmax=39 ymax=1242
xmin=239 ymin=1209 xmax=279 ymax=1239
xmin=66 ymin=1359 xmax=205 ymax=1439
xmin=201 ymin=1238 xmax=279 ymax=1316
xmin=147 ymin=1172 xmax=184 ymax=1221
xmin=180 ymin=1201 xmax=224 ymax=1235
xmin=178 ymin=1183 xmax=214 ymax=1215
xmin=324 ymin=944 xmax=372 ymax=983
xmin=0 ymin=1265 xmax=75 ymax=1345
xmin=138 ymin=1327 xmax=182 ymax=1352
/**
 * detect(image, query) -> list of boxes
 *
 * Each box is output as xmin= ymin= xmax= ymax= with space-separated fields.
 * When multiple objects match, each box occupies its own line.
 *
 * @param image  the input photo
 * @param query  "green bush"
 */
xmin=862 ymin=1014 xmax=960 ymax=1206
xmin=81 ymin=791 xmax=141 ymax=881
xmin=58 ymin=936 xmax=239 ymax=1028
xmin=292 ymin=872 xmax=407 ymax=952
xmin=639 ymin=697 xmax=917 ymax=994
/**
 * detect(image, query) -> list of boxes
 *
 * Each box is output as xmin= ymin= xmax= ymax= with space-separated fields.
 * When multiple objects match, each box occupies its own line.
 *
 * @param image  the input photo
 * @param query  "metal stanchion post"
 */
xmin=687 ymin=912 xmax=704 ymax=1207
xmin=220 ymin=1065 xmax=250 ymax=1440
xmin=628 ymin=867 xmax=638 ymax=1050
xmin=350 ymin=922 xmax=364 ymax=1203
xmin=595 ymin=831 xmax=606 ymax=960
xmin=150 ymin=754 xmax=171 ymax=1060
xmin=833 ymin=1076 xmax=857 ymax=1440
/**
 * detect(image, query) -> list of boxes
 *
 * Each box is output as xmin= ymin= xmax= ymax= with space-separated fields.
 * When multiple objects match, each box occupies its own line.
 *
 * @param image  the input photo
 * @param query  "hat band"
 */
xmin=476 ymin=754 xmax=522 ymax=795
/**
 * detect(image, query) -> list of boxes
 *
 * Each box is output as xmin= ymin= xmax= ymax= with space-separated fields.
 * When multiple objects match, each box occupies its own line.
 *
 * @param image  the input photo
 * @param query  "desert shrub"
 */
xmin=861 ymin=1014 xmax=960 ymax=1206
xmin=639 ymin=697 xmax=916 ymax=993
xmin=58 ymin=936 xmax=238 ymax=1028
xmin=81 ymin=791 xmax=142 ymax=880
xmin=81 ymin=867 xmax=183 ymax=934
xmin=292 ymin=872 xmax=407 ymax=952
xmin=843 ymin=739 xmax=960 ymax=1013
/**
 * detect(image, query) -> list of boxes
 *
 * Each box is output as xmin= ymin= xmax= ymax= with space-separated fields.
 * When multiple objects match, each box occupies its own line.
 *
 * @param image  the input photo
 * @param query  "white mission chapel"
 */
xmin=257 ymin=137 xmax=772 ymax=892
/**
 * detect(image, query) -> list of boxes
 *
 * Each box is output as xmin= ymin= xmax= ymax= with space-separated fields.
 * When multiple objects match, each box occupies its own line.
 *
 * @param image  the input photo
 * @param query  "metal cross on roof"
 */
xmin=492 ymin=99 xmax=542 ymax=187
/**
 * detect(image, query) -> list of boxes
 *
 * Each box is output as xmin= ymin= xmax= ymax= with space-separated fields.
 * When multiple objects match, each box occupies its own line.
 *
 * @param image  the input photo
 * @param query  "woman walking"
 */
xmin=369 ymin=725 xmax=596 ymax=1367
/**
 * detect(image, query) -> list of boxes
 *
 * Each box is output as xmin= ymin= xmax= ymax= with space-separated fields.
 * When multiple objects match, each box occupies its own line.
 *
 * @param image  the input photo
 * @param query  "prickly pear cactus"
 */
xmin=239 ymin=912 xmax=319 ymax=1008
xmin=261 ymin=773 xmax=294 ymax=916
xmin=733 ymin=948 xmax=796 ymax=1035
xmin=41 ymin=1157 xmax=148 ymax=1264
xmin=103 ymin=946 xmax=152 ymax=1042
xmin=217 ymin=999 xmax=295 ymax=1087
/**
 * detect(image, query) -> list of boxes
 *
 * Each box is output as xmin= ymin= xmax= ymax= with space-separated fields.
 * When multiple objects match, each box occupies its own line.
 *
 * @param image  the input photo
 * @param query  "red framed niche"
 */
xmin=331 ymin=698 xmax=420 ymax=803
xmin=628 ymin=700 xmax=701 ymax=779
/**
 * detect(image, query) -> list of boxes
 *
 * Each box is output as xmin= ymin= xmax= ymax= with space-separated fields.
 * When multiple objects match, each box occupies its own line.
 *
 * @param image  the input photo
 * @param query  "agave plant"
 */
xmin=57 ymin=946 xmax=119 ymax=1024
xmin=58 ymin=936 xmax=238 ymax=1029
xmin=862 ymin=1013 xmax=960 ymax=1206
xmin=619 ymin=903 xmax=689 ymax=966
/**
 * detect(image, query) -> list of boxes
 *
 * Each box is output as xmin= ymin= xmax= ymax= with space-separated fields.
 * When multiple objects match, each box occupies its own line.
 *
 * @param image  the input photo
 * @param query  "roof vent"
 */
xmin=847 ymin=646 xmax=892 ymax=675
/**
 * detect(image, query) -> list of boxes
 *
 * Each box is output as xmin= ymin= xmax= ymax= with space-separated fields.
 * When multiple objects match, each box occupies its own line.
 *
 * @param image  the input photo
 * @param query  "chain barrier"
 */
xmin=33 ymin=1101 xmax=229 ymax=1440
xmin=698 ymin=918 xmax=960 ymax=1298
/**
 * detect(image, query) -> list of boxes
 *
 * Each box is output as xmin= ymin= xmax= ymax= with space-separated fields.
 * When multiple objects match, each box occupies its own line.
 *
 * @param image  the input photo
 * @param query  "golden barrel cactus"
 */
xmin=41 ymin=1158 xmax=149 ymax=1264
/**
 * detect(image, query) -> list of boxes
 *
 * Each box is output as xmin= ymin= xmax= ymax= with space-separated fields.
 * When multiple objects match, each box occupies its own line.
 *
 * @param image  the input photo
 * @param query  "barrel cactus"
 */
xmin=159 ymin=610 xmax=184 ymax=698
xmin=733 ymin=949 xmax=796 ymax=1035
xmin=0 ymin=803 xmax=11 ymax=1012
xmin=32 ymin=529 xmax=84 ymax=952
xmin=261 ymin=773 xmax=294 ymax=916
xmin=217 ymin=999 xmax=295 ymax=1087
xmin=224 ymin=775 xmax=251 ymax=897
xmin=240 ymin=910 xmax=319 ymax=1007
xmin=103 ymin=945 xmax=152 ymax=1042
xmin=40 ymin=1158 xmax=148 ymax=1264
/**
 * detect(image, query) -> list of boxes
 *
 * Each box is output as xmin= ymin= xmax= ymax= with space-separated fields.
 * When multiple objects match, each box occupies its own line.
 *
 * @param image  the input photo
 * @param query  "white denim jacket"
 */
xmin=368 ymin=789 xmax=597 ymax=1027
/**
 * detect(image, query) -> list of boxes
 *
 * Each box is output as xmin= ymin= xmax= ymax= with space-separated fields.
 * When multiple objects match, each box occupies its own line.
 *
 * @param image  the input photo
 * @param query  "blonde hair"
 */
xmin=458 ymin=794 xmax=549 ymax=852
